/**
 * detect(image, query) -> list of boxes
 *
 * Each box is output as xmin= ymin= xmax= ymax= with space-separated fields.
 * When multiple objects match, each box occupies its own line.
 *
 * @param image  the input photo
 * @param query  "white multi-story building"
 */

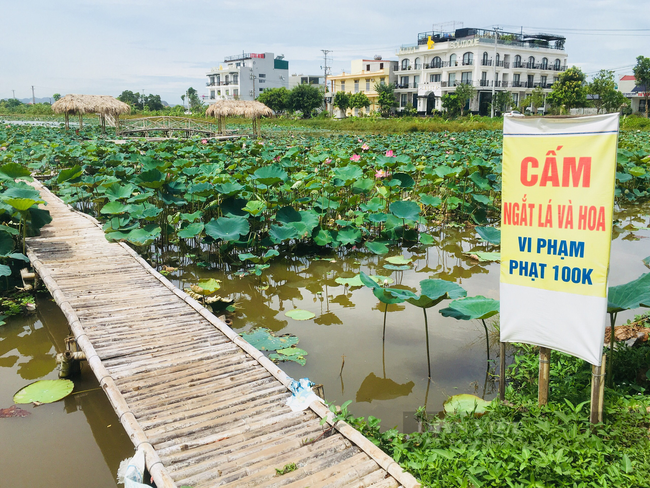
xmin=394 ymin=27 xmax=568 ymax=115
xmin=289 ymin=74 xmax=326 ymax=91
xmin=206 ymin=52 xmax=289 ymax=101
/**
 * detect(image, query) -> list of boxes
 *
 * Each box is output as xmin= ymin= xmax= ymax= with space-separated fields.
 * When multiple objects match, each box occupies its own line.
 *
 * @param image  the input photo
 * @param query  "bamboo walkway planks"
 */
xmin=26 ymin=181 xmax=420 ymax=488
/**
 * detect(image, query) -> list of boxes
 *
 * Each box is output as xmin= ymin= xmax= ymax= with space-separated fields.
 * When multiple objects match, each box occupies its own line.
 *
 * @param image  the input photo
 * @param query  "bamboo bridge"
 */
xmin=110 ymin=116 xmax=239 ymax=139
xmin=26 ymin=181 xmax=420 ymax=488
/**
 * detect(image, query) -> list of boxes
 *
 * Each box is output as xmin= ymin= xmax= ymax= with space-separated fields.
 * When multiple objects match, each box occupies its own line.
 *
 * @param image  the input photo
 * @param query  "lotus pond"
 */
xmin=1 ymin=124 xmax=650 ymax=486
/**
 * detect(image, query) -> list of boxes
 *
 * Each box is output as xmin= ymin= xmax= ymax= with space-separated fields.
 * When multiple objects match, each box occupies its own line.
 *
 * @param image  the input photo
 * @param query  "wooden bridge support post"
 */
xmin=64 ymin=113 xmax=69 ymax=130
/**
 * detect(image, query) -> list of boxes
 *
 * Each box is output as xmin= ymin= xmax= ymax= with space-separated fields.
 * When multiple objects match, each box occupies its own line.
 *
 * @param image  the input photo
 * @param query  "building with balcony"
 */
xmin=289 ymin=74 xmax=326 ymax=91
xmin=328 ymin=58 xmax=398 ymax=116
xmin=206 ymin=52 xmax=289 ymax=101
xmin=394 ymin=27 xmax=568 ymax=115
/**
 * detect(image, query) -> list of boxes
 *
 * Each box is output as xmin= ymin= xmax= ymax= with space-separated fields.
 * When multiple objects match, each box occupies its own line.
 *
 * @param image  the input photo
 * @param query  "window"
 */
xmin=512 ymin=93 xmax=519 ymax=106
xmin=341 ymin=81 xmax=345 ymax=91
xmin=400 ymin=76 xmax=409 ymax=88
xmin=225 ymin=75 xmax=230 ymax=83
xmin=414 ymin=57 xmax=421 ymax=69
xmin=413 ymin=75 xmax=420 ymax=88
xmin=354 ymin=80 xmax=359 ymax=93
xmin=366 ymin=80 xmax=370 ymax=92
xmin=541 ymin=57 xmax=548 ymax=70
xmin=259 ymin=73 xmax=266 ymax=78
xmin=528 ymin=56 xmax=535 ymax=68
xmin=379 ymin=63 xmax=384 ymax=69
xmin=259 ymin=88 xmax=264 ymax=92
xmin=430 ymin=73 xmax=441 ymax=82
xmin=226 ymin=89 xmax=229 ymax=95
xmin=431 ymin=56 xmax=441 ymax=68
xmin=366 ymin=64 xmax=370 ymax=71
xmin=259 ymin=79 xmax=265 ymax=83
xmin=233 ymin=89 xmax=238 ymax=97
xmin=365 ymin=106 xmax=370 ymax=114
xmin=482 ymin=52 xmax=489 ymax=65
xmin=527 ymin=74 xmax=534 ymax=87
xmin=401 ymin=59 xmax=410 ymax=70
xmin=514 ymin=55 xmax=522 ymax=68
xmin=233 ymin=74 xmax=239 ymax=83
xmin=461 ymin=72 xmax=472 ymax=84
xmin=448 ymin=72 xmax=456 ymax=85
xmin=210 ymin=91 xmax=215 ymax=99
xmin=400 ymin=93 xmax=408 ymax=107
xmin=380 ymin=77 xmax=385 ymax=84
xmin=541 ymin=75 xmax=547 ymax=87
xmin=513 ymin=74 xmax=520 ymax=86
xmin=554 ymin=59 xmax=561 ymax=70
xmin=462 ymin=52 xmax=473 ymax=66
xmin=496 ymin=53 xmax=500 ymax=65
xmin=449 ymin=54 xmax=457 ymax=66
xmin=481 ymin=71 xmax=488 ymax=86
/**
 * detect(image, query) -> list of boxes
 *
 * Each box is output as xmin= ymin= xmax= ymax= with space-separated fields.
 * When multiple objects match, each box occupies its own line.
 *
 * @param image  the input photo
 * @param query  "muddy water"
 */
xmin=0 ymin=295 xmax=132 ymax=487
xmin=158 ymin=204 xmax=650 ymax=432
xmin=0 ymin=204 xmax=647 ymax=486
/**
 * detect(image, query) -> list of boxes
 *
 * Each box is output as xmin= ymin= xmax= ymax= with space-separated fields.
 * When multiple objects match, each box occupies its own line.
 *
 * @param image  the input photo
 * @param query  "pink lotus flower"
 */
xmin=361 ymin=143 xmax=369 ymax=151
xmin=450 ymin=137 xmax=455 ymax=140
xmin=274 ymin=155 xmax=281 ymax=161
xmin=350 ymin=154 xmax=361 ymax=162
xmin=324 ymin=158 xmax=332 ymax=164
xmin=385 ymin=150 xmax=394 ymax=157
xmin=375 ymin=169 xmax=388 ymax=179
xmin=201 ymin=139 xmax=208 ymax=144
xmin=0 ymin=147 xmax=6 ymax=151
xmin=358 ymin=138 xmax=363 ymax=143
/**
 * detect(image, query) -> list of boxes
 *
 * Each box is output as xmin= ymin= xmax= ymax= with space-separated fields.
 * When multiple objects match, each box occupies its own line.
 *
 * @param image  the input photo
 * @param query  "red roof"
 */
xmin=621 ymin=75 xmax=635 ymax=81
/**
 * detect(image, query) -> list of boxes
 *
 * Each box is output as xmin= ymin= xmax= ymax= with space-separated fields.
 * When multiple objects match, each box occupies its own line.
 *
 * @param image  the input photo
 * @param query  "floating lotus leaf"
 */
xmin=469 ymin=252 xmax=501 ymax=262
xmin=385 ymin=255 xmax=412 ymax=265
xmin=205 ymin=217 xmax=249 ymax=241
xmin=419 ymin=233 xmax=435 ymax=246
xmin=178 ymin=222 xmax=204 ymax=239
xmin=389 ymin=200 xmax=420 ymax=220
xmin=365 ymin=241 xmax=389 ymax=255
xmin=240 ymin=328 xmax=299 ymax=351
xmin=384 ymin=264 xmax=411 ymax=271
xmin=13 ymin=379 xmax=74 ymax=404
xmin=439 ymin=296 xmax=500 ymax=320
xmin=443 ymin=394 xmax=492 ymax=417
xmin=475 ymin=226 xmax=501 ymax=245
xmin=191 ymin=278 xmax=221 ymax=296
xmin=607 ymin=273 xmax=650 ymax=313
xmin=285 ymin=309 xmax=315 ymax=321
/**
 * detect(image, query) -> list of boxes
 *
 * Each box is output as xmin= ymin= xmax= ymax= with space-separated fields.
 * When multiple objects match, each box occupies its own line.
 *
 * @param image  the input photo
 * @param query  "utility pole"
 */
xmin=491 ymin=27 xmax=499 ymax=118
xmin=321 ymin=49 xmax=332 ymax=113
xmin=12 ymin=90 xmax=16 ymax=100
xmin=32 ymin=85 xmax=36 ymax=105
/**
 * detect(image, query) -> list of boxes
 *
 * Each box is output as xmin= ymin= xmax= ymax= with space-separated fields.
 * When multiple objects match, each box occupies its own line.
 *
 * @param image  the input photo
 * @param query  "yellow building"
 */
xmin=328 ymin=58 xmax=398 ymax=116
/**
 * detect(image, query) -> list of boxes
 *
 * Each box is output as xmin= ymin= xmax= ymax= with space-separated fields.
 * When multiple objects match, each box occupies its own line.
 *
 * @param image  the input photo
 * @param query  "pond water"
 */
xmin=0 ymin=295 xmax=132 ymax=487
xmin=0 ymin=204 xmax=648 ymax=486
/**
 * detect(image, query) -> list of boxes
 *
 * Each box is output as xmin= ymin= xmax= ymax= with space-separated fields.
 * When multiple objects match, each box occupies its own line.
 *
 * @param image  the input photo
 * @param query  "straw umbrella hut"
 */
xmin=205 ymin=100 xmax=273 ymax=138
xmin=52 ymin=94 xmax=130 ymax=133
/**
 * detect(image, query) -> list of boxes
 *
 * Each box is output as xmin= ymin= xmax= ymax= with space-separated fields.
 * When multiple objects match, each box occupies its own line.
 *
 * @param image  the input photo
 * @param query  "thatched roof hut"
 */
xmin=52 ymin=94 xmax=131 ymax=132
xmin=205 ymin=100 xmax=273 ymax=137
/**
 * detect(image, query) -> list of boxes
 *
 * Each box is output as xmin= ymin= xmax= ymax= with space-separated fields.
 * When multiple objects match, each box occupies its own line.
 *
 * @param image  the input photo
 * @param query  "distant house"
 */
xmin=618 ymin=75 xmax=647 ymax=114
xmin=206 ymin=52 xmax=289 ymax=101
xmin=328 ymin=58 xmax=398 ymax=116
xmin=289 ymin=74 xmax=326 ymax=91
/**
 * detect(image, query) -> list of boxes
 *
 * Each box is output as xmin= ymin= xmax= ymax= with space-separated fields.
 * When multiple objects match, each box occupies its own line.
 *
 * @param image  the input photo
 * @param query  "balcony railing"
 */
xmin=481 ymin=59 xmax=492 ymax=66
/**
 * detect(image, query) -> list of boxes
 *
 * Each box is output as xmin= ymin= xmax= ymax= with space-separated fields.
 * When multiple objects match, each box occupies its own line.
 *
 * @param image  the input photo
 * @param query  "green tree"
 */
xmin=454 ymin=83 xmax=475 ymax=116
xmin=546 ymin=66 xmax=588 ymax=114
xmin=118 ymin=90 xmax=142 ymax=110
xmin=530 ymin=86 xmax=545 ymax=113
xmin=603 ymin=89 xmax=629 ymax=114
xmin=588 ymin=70 xmax=620 ymax=114
xmin=181 ymin=87 xmax=203 ymax=113
xmin=288 ymin=84 xmax=323 ymax=118
xmin=143 ymin=94 xmax=164 ymax=111
xmin=492 ymin=91 xmax=514 ymax=113
xmin=53 ymin=93 xmax=61 ymax=102
xmin=374 ymin=82 xmax=397 ymax=116
xmin=633 ymin=55 xmax=650 ymax=117
xmin=441 ymin=93 xmax=462 ymax=117
xmin=333 ymin=91 xmax=350 ymax=117
xmin=257 ymin=87 xmax=290 ymax=113
xmin=349 ymin=92 xmax=370 ymax=114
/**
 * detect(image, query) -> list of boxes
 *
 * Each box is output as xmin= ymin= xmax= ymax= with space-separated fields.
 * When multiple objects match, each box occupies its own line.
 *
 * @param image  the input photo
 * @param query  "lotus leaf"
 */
xmin=475 ymin=226 xmax=501 ymax=245
xmin=420 ymin=194 xmax=442 ymax=207
xmin=419 ymin=233 xmax=435 ymax=245
xmin=473 ymin=194 xmax=490 ymax=205
xmin=2 ymin=187 xmax=44 ymax=212
xmin=470 ymin=172 xmax=492 ymax=190
xmin=269 ymin=224 xmax=299 ymax=243
xmin=389 ymin=200 xmax=420 ymax=220
xmin=57 ymin=165 xmax=82 ymax=183
xmin=180 ymin=211 xmax=203 ymax=222
xmin=440 ymin=296 xmax=500 ymax=320
xmin=253 ymin=165 xmax=288 ymax=185
xmin=385 ymin=255 xmax=412 ymax=265
xmin=383 ymin=264 xmax=411 ymax=271
xmin=313 ymin=228 xmax=335 ymax=246
xmin=365 ymin=241 xmax=389 ymax=255
xmin=0 ymin=225 xmax=19 ymax=236
xmin=359 ymin=198 xmax=383 ymax=212
xmin=192 ymin=278 xmax=221 ymax=296
xmin=607 ymin=273 xmax=650 ymax=313
xmin=104 ymin=183 xmax=135 ymax=201
xmin=136 ymin=169 xmax=165 ymax=188
xmin=352 ymin=178 xmax=374 ymax=193
xmin=443 ymin=393 xmax=492 ymax=417
xmin=1 ymin=162 xmax=32 ymax=180
xmin=469 ymin=252 xmax=501 ymax=262
xmin=0 ymin=232 xmax=14 ymax=255
xmin=240 ymin=328 xmax=299 ymax=351
xmin=178 ymin=222 xmax=204 ymax=239
xmin=337 ymin=228 xmax=361 ymax=246
xmin=367 ymin=213 xmax=388 ymax=224
xmin=14 ymin=379 xmax=74 ymax=404
xmin=285 ymin=309 xmax=316 ymax=321
xmin=205 ymin=217 xmax=249 ymax=241
xmin=407 ymin=279 xmax=467 ymax=309
xmin=313 ymin=196 xmax=339 ymax=210
xmin=644 ymin=256 xmax=650 ymax=269
xmin=100 ymin=201 xmax=129 ymax=215
xmin=0 ymin=264 xmax=11 ymax=277
xmin=220 ymin=198 xmax=248 ymax=218
xmin=276 ymin=206 xmax=301 ymax=223
xmin=333 ymin=165 xmax=362 ymax=183
xmin=243 ymin=200 xmax=266 ymax=216
xmin=373 ymin=287 xmax=406 ymax=304
xmin=392 ymin=172 xmax=415 ymax=188
xmin=123 ymin=224 xmax=161 ymax=246
xmin=214 ymin=182 xmax=244 ymax=195
xmin=269 ymin=347 xmax=308 ymax=366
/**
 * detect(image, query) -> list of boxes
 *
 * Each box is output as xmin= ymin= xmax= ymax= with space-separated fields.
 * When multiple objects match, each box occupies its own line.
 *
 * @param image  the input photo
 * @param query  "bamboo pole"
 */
xmin=78 ymin=113 xmax=83 ymax=129
xmin=499 ymin=341 xmax=506 ymax=401
xmin=538 ymin=347 xmax=551 ymax=405
xmin=590 ymin=354 xmax=606 ymax=424
xmin=64 ymin=113 xmax=69 ymax=130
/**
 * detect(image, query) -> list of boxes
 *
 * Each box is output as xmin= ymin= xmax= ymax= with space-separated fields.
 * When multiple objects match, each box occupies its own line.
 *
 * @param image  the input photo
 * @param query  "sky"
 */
xmin=2 ymin=0 xmax=649 ymax=105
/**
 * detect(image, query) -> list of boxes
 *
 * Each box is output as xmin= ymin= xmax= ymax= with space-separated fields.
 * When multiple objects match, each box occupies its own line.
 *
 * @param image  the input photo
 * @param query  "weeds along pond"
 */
xmin=1 ymin=123 xmax=650 ymax=433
